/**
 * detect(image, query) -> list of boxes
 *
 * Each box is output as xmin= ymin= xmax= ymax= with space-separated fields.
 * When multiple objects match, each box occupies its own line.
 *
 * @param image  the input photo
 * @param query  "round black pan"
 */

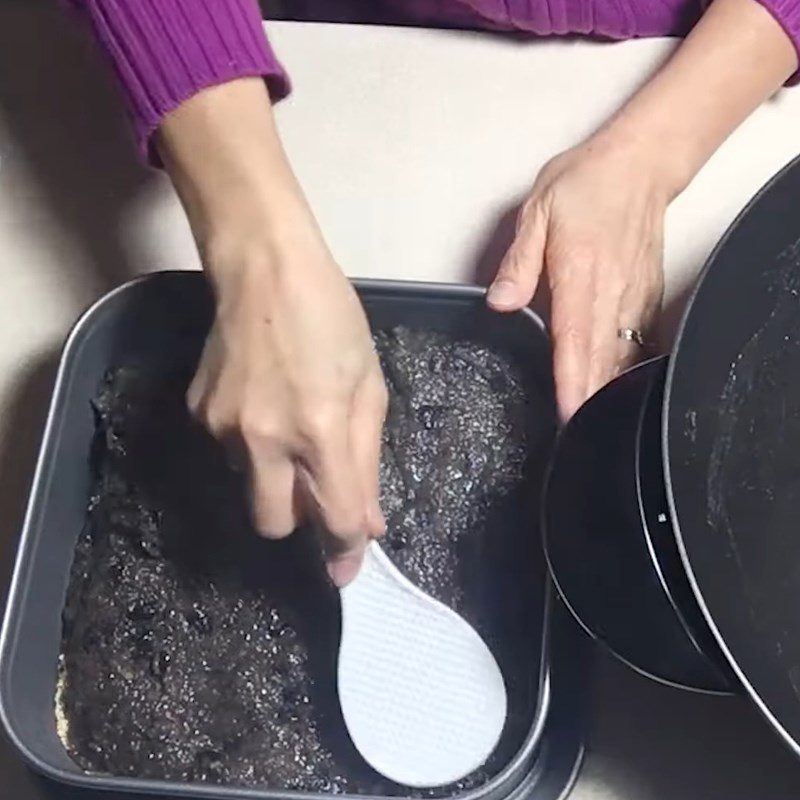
xmin=544 ymin=356 xmax=732 ymax=693
xmin=665 ymin=153 xmax=800 ymax=756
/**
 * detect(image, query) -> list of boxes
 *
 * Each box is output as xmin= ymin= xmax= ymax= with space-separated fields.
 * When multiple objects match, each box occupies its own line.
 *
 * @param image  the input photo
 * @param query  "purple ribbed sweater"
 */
xmin=67 ymin=0 xmax=800 ymax=161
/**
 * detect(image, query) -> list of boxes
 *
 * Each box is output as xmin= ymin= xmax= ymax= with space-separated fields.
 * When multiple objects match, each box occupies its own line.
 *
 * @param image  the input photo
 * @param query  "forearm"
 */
xmin=158 ymin=78 xmax=324 ymax=286
xmin=598 ymin=0 xmax=798 ymax=197
xmin=65 ymin=0 xmax=290 ymax=163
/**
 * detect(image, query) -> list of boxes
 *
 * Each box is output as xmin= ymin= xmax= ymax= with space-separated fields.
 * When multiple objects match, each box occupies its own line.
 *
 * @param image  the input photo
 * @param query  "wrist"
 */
xmin=202 ymin=213 xmax=333 ymax=306
xmin=592 ymin=118 xmax=696 ymax=202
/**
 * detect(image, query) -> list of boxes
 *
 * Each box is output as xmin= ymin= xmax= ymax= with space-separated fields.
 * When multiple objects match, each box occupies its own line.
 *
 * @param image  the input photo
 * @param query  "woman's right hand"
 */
xmin=192 ymin=234 xmax=387 ymax=587
xmin=158 ymin=78 xmax=386 ymax=586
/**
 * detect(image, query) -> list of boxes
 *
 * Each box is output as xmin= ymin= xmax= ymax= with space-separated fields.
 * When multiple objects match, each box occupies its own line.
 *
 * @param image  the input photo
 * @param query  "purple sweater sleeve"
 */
xmin=66 ymin=0 xmax=290 ymax=163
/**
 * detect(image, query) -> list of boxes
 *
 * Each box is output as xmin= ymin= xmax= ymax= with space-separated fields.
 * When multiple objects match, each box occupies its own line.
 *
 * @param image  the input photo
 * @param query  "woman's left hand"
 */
xmin=487 ymin=132 xmax=673 ymax=422
xmin=487 ymin=0 xmax=798 ymax=424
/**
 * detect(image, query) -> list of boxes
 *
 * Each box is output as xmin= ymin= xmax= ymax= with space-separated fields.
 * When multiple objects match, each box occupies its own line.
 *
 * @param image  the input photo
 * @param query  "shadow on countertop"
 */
xmin=0 ymin=351 xmax=60 ymax=800
xmin=0 ymin=3 xmax=152 ymax=791
xmin=581 ymin=649 xmax=800 ymax=799
xmin=0 ymin=0 xmax=154 ymax=293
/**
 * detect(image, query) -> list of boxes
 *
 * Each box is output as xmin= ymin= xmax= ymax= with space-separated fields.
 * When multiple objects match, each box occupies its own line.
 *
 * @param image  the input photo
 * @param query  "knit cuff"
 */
xmin=72 ymin=0 xmax=290 ymax=164
xmin=756 ymin=0 xmax=800 ymax=84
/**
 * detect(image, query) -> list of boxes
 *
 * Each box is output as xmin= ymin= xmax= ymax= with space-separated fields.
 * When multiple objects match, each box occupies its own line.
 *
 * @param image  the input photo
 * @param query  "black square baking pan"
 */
xmin=0 ymin=271 xmax=586 ymax=800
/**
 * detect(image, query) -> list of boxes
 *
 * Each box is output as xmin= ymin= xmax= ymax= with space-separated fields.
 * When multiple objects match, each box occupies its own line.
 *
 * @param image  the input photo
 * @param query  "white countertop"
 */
xmin=2 ymin=4 xmax=800 ymax=797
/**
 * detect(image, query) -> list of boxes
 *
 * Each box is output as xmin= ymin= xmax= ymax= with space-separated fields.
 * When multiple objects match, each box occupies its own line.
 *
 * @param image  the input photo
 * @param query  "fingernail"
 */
xmin=327 ymin=555 xmax=363 ymax=588
xmin=487 ymin=280 xmax=518 ymax=309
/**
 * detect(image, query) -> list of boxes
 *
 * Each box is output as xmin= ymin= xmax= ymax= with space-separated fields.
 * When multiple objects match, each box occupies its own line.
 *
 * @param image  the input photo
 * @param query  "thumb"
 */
xmin=488 ymin=203 xmax=547 ymax=312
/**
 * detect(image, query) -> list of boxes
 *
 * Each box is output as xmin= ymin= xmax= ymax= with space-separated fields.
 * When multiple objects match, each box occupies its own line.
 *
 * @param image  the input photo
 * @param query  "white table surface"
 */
xmin=2 ymin=3 xmax=800 ymax=797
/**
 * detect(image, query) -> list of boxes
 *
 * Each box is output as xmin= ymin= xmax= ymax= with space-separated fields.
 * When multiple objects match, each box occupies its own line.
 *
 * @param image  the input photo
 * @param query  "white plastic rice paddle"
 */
xmin=338 ymin=541 xmax=507 ymax=787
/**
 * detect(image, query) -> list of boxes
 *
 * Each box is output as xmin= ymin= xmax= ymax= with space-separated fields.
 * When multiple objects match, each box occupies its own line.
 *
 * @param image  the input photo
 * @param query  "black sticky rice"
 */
xmin=59 ymin=327 xmax=553 ymax=795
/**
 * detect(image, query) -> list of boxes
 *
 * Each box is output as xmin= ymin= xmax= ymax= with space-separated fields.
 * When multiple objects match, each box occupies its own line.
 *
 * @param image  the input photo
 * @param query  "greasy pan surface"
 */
xmin=665 ymin=154 xmax=800 ymax=755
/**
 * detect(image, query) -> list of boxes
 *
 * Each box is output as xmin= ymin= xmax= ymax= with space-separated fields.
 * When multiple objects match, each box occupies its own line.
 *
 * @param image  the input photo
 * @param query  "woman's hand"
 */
xmin=158 ymin=78 xmax=386 ymax=586
xmin=190 ymin=234 xmax=387 ymax=587
xmin=488 ymin=134 xmax=669 ymax=421
xmin=489 ymin=0 xmax=797 ymax=422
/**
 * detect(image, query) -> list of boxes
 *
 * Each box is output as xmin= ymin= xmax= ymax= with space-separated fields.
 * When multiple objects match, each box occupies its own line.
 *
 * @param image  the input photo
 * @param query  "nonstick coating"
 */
xmin=0 ymin=273 xmax=584 ymax=800
xmin=665 ymin=153 xmax=800 ymax=756
xmin=544 ymin=357 xmax=730 ymax=692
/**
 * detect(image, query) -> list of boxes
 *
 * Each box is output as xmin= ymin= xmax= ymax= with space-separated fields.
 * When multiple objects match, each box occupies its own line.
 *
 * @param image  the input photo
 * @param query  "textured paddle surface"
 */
xmin=339 ymin=542 xmax=507 ymax=787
